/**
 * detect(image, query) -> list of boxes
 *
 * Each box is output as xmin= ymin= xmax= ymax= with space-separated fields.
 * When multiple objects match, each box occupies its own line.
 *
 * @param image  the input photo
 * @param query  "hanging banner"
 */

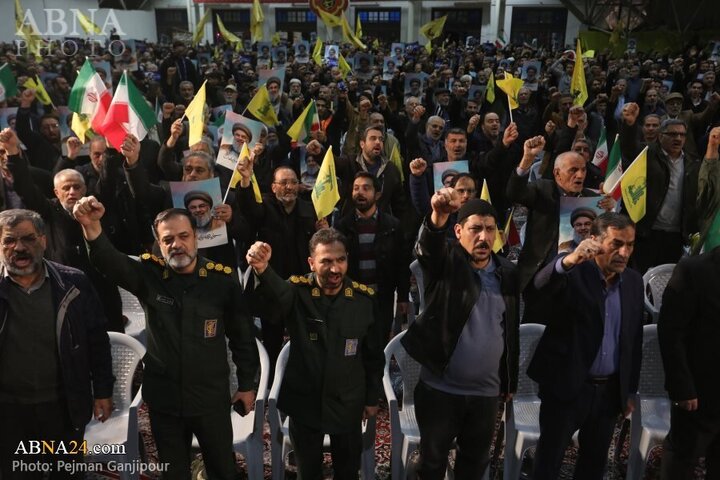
xmin=308 ymin=0 xmax=349 ymax=16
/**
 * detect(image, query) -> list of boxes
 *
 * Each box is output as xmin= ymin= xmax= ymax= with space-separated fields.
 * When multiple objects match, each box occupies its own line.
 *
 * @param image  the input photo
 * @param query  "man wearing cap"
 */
xmin=184 ymin=190 xmax=224 ymax=235
xmin=74 ymin=199 xmax=259 ymax=480
xmin=401 ymin=194 xmax=519 ymax=479
xmin=559 ymin=207 xmax=598 ymax=253
xmin=223 ymin=84 xmax=243 ymax=114
xmin=660 ymin=91 xmax=719 ymax=158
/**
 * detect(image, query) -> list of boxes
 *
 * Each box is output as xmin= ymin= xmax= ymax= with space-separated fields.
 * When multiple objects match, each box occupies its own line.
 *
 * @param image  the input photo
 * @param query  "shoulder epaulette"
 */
xmin=352 ymin=281 xmax=375 ymax=296
xmin=140 ymin=253 xmax=166 ymax=267
xmin=204 ymin=262 xmax=233 ymax=275
xmin=289 ymin=275 xmax=311 ymax=285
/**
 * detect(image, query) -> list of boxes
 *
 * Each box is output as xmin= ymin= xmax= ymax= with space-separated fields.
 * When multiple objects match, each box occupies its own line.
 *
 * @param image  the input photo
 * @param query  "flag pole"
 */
xmin=507 ymin=92 xmax=513 ymax=124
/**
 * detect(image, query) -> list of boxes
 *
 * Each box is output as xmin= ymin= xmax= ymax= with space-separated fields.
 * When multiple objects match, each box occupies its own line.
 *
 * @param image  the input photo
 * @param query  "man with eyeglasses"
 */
xmin=235 ymin=157 xmax=324 ymax=376
xmin=619 ymin=102 xmax=705 ymax=272
xmin=15 ymin=88 xmax=63 ymax=172
xmin=0 ymin=208 xmax=114 ymax=480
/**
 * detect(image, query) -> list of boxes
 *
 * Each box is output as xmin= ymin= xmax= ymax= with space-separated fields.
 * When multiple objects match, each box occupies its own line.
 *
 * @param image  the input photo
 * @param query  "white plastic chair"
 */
xmin=642 ymin=264 xmax=675 ymax=323
xmin=382 ymin=331 xmax=489 ymax=480
xmin=84 ymin=332 xmax=145 ymax=480
xmin=268 ymin=341 xmax=376 ymax=480
xmin=625 ymin=324 xmax=671 ymax=480
xmin=191 ymin=338 xmax=269 ymax=480
xmin=409 ymin=259 xmax=426 ymax=317
xmin=119 ymin=287 xmax=146 ymax=345
xmin=120 ymin=256 xmax=146 ymax=345
xmin=383 ymin=330 xmax=421 ymax=480
xmin=503 ymin=323 xmax=545 ymax=480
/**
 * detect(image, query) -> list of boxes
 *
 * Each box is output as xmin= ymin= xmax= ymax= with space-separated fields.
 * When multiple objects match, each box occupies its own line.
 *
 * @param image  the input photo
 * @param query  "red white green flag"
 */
xmin=100 ymin=71 xmax=156 ymax=150
xmin=68 ymin=58 xmax=112 ymax=135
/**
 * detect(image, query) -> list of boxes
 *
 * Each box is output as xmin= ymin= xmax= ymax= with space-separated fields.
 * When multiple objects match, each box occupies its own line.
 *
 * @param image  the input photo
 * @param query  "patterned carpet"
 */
xmin=128 ymin=396 xmax=706 ymax=480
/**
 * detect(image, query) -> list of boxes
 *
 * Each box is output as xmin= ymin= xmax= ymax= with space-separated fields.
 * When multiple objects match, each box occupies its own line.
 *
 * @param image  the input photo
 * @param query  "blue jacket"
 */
xmin=0 ymin=260 xmax=114 ymax=430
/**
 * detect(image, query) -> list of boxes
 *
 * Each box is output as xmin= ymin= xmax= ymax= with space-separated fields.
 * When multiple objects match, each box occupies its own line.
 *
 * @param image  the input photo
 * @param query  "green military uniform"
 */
xmin=87 ymin=233 xmax=258 ymax=480
xmin=254 ymin=266 xmax=384 ymax=480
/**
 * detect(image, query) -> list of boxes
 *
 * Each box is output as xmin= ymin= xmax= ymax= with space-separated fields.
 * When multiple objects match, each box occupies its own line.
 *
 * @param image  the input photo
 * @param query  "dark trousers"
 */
xmin=414 ymin=381 xmax=499 ymax=480
xmin=661 ymin=405 xmax=720 ymax=480
xmin=288 ymin=417 xmax=362 ymax=480
xmin=260 ymin=317 xmax=283 ymax=385
xmin=149 ymin=408 xmax=236 ymax=480
xmin=533 ymin=377 xmax=621 ymax=480
xmin=0 ymin=401 xmax=84 ymax=480
xmin=632 ymin=229 xmax=684 ymax=274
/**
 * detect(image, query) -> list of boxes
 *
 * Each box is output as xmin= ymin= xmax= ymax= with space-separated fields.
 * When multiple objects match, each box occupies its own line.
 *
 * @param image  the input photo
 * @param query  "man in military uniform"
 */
xmin=246 ymin=228 xmax=384 ymax=480
xmin=73 ymin=196 xmax=259 ymax=480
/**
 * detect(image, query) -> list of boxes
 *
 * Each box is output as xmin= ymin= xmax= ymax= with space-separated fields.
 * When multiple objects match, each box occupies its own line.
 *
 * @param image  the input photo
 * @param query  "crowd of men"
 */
xmin=0 ymin=29 xmax=719 ymax=480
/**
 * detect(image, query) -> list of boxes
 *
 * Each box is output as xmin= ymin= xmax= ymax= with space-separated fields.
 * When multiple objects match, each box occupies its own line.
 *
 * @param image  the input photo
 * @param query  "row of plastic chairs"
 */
xmin=383 ymin=324 xmax=670 ymax=480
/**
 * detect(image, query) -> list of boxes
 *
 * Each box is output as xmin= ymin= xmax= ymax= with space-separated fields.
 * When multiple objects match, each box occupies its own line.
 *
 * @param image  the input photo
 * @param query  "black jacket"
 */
xmin=507 ymin=171 xmax=601 ymax=292
xmin=619 ymin=121 xmax=701 ymax=240
xmin=335 ymin=210 xmax=411 ymax=302
xmin=528 ymin=256 xmax=644 ymax=407
xmin=658 ymin=247 xmax=720 ymax=411
xmin=0 ymin=261 xmax=114 ymax=429
xmin=401 ymin=219 xmax=520 ymax=395
xmin=235 ymin=185 xmax=316 ymax=279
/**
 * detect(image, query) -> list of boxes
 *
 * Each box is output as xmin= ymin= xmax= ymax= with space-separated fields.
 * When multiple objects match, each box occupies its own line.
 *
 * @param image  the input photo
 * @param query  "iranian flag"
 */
xmin=287 ymin=100 xmax=319 ymax=146
xmin=603 ymin=135 xmax=623 ymax=201
xmin=100 ymin=71 xmax=156 ymax=151
xmin=68 ymin=59 xmax=111 ymax=135
xmin=592 ymin=127 xmax=609 ymax=175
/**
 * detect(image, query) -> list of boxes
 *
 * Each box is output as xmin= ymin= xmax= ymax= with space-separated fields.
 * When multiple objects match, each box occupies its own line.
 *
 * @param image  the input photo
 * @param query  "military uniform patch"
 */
xmin=309 ymin=333 xmax=318 ymax=341
xmin=312 ymin=287 xmax=321 ymax=297
xmin=344 ymin=339 xmax=358 ymax=356
xmin=344 ymin=287 xmax=353 ymax=298
xmin=204 ymin=319 xmax=218 ymax=338
xmin=199 ymin=268 xmax=207 ymax=277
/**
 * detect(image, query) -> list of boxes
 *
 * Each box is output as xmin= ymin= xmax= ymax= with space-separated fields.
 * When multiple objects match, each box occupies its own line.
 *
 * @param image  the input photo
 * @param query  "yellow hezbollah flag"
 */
xmin=571 ymin=39 xmax=588 ymax=107
xmin=389 ymin=143 xmax=404 ymax=183
xmin=229 ymin=142 xmax=263 ymax=203
xmin=355 ymin=15 xmax=363 ymax=39
xmin=70 ymin=113 xmax=91 ymax=143
xmin=420 ymin=15 xmax=447 ymax=40
xmin=23 ymin=76 xmax=53 ymax=106
xmin=271 ymin=32 xmax=281 ymax=46
xmin=185 ymin=80 xmax=207 ymax=147
xmin=216 ymin=15 xmax=242 ymax=44
xmin=247 ymin=84 xmax=279 ymax=126
xmin=312 ymin=38 xmax=324 ymax=66
xmin=486 ymin=72 xmax=496 ymax=104
xmin=192 ymin=8 xmax=211 ymax=46
xmin=341 ymin=13 xmax=366 ymax=50
xmin=318 ymin=9 xmax=343 ymax=28
xmin=251 ymin=0 xmax=264 ymax=43
xmin=338 ymin=52 xmax=352 ymax=79
xmin=311 ymin=145 xmax=340 ymax=219
xmin=496 ymin=73 xmax=524 ymax=109
xmin=620 ymin=146 xmax=648 ymax=222
xmin=479 ymin=179 xmax=505 ymax=252
xmin=76 ymin=10 xmax=102 ymax=35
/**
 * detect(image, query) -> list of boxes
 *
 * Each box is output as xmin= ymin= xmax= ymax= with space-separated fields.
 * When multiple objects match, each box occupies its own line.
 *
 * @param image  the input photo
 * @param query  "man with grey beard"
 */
xmin=0 ymin=209 xmax=114 ymax=480
xmin=74 ymin=198 xmax=259 ymax=480
xmin=183 ymin=190 xmax=224 ymax=235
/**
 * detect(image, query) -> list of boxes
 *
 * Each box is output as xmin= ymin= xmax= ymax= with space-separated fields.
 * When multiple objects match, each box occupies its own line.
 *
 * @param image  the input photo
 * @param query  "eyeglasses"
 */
xmin=273 ymin=180 xmax=299 ymax=187
xmin=2 ymin=234 xmax=41 ymax=248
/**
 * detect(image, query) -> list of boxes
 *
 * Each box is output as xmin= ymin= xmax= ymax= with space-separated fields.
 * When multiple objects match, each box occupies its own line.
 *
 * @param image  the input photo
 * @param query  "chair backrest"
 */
xmin=638 ymin=324 xmax=666 ymax=396
xmin=227 ymin=338 xmax=270 ymax=402
xmin=268 ymin=341 xmax=291 ymax=402
xmin=409 ymin=259 xmax=426 ymax=316
xmin=516 ymin=323 xmax=545 ymax=396
xmin=107 ymin=332 xmax=146 ymax=412
xmin=384 ymin=331 xmax=421 ymax=409
xmin=643 ymin=263 xmax=675 ymax=320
